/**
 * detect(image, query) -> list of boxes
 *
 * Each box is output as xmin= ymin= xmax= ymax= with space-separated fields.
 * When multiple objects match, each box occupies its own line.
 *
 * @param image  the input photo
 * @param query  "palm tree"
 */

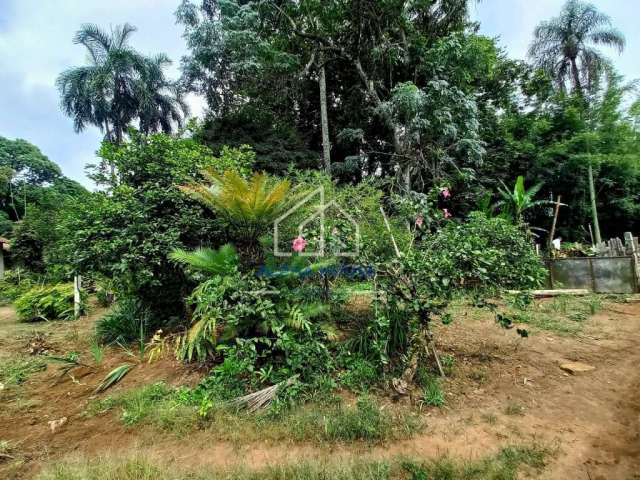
xmin=57 ymin=24 xmax=188 ymax=142
xmin=57 ymin=23 xmax=144 ymax=144
xmin=135 ymin=54 xmax=189 ymax=135
xmin=528 ymin=0 xmax=625 ymax=95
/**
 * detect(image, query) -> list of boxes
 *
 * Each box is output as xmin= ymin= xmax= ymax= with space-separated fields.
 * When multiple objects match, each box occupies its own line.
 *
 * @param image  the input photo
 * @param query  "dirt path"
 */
xmin=1 ymin=300 xmax=639 ymax=479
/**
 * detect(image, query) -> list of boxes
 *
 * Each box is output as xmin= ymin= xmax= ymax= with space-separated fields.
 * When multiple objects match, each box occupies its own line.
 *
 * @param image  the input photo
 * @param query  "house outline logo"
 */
xmin=273 ymin=187 xmax=360 ymax=257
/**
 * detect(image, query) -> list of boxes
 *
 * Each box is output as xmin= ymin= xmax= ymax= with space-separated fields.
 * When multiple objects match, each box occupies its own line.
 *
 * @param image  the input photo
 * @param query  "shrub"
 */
xmin=338 ymin=357 xmax=380 ymax=392
xmin=0 ymin=269 xmax=35 ymax=304
xmin=14 ymin=283 xmax=78 ymax=322
xmin=96 ymin=297 xmax=151 ymax=344
xmin=427 ymin=212 xmax=546 ymax=291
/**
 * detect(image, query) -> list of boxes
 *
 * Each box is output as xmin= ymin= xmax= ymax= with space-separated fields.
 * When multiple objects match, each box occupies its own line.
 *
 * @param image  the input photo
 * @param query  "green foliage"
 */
xmin=169 ymin=244 xmax=238 ymax=277
xmin=209 ymin=145 xmax=256 ymax=177
xmin=179 ymin=170 xmax=298 ymax=264
xmin=95 ymin=297 xmax=151 ymax=345
xmin=338 ymin=357 xmax=380 ymax=393
xmin=495 ymin=176 xmax=553 ymax=225
xmin=0 ymin=269 xmax=35 ymax=304
xmin=14 ymin=284 xmax=79 ymax=322
xmin=58 ymin=133 xmax=222 ymax=321
xmin=428 ymin=213 xmax=547 ymax=291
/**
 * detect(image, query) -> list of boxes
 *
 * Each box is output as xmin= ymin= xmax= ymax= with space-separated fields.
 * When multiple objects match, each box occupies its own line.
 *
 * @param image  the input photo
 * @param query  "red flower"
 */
xmin=443 ymin=208 xmax=452 ymax=219
xmin=441 ymin=187 xmax=451 ymax=199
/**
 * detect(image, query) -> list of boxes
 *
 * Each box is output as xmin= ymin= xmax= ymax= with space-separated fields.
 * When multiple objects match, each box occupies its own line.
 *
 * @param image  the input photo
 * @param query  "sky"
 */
xmin=0 ymin=1 xmax=638 ymax=188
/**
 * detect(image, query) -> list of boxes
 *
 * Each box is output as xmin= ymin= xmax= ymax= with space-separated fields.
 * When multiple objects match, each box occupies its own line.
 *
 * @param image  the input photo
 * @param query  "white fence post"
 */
xmin=73 ymin=274 xmax=82 ymax=319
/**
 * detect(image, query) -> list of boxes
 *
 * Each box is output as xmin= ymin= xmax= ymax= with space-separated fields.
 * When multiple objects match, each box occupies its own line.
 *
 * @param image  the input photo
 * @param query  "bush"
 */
xmin=14 ymin=283 xmax=78 ymax=322
xmin=427 ymin=212 xmax=546 ymax=291
xmin=0 ymin=269 xmax=35 ymax=304
xmin=96 ymin=297 xmax=151 ymax=344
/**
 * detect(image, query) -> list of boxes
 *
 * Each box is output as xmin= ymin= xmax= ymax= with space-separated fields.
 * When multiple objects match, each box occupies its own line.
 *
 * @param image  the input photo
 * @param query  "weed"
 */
xmin=0 ymin=356 xmax=47 ymax=386
xmin=403 ymin=444 xmax=549 ymax=480
xmin=481 ymin=413 xmax=498 ymax=425
xmin=416 ymin=369 xmax=445 ymax=407
xmin=88 ymin=383 xmax=419 ymax=443
xmin=338 ymin=357 xmax=379 ymax=392
xmin=423 ymin=378 xmax=445 ymax=407
xmin=89 ymin=338 xmax=104 ymax=365
xmin=504 ymin=402 xmax=525 ymax=416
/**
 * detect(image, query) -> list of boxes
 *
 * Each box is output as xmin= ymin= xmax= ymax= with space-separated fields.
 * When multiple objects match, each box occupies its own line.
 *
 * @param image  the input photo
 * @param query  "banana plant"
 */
xmin=494 ymin=176 xmax=556 ymax=225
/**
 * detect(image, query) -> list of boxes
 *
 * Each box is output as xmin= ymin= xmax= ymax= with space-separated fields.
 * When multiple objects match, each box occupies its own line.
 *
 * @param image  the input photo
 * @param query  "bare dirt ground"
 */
xmin=1 ymin=298 xmax=639 ymax=479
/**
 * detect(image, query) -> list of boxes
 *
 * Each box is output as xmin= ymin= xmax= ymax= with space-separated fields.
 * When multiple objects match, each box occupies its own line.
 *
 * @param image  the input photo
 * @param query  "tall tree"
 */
xmin=528 ymin=0 xmax=625 ymax=95
xmin=57 ymin=24 xmax=188 ymax=142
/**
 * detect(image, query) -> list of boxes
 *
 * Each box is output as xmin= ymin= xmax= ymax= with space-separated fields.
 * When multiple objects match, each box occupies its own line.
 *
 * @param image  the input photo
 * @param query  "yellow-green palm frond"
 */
xmin=179 ymin=170 xmax=295 ymax=238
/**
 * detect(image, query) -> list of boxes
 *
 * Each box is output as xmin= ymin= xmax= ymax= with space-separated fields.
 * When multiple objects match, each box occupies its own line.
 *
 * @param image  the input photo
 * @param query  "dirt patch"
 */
xmin=1 ymin=299 xmax=640 ymax=479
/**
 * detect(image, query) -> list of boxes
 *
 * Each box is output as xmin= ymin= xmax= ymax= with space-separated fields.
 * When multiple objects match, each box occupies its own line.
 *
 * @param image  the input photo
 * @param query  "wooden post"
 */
xmin=624 ymin=232 xmax=640 ymax=292
xmin=548 ymin=195 xmax=562 ymax=252
xmin=73 ymin=274 xmax=82 ymax=319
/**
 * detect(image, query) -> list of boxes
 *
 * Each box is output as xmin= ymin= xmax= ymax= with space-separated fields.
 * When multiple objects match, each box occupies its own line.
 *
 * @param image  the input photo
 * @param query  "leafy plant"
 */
xmin=494 ymin=176 xmax=555 ymax=226
xmin=95 ymin=297 xmax=151 ymax=345
xmin=14 ymin=284 xmax=79 ymax=322
xmin=169 ymin=244 xmax=239 ymax=276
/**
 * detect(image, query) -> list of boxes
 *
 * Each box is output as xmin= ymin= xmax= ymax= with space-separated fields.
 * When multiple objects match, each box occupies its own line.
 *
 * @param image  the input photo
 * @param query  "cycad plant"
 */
xmin=169 ymin=244 xmax=239 ymax=276
xmin=180 ymin=170 xmax=295 ymax=265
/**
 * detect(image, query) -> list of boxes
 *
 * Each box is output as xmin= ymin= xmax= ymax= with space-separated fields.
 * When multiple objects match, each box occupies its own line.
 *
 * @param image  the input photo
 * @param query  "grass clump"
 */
xmin=88 ymin=382 xmax=201 ymax=435
xmin=37 ymin=444 xmax=549 ymax=480
xmin=95 ymin=297 xmax=150 ymax=344
xmin=0 ymin=355 xmax=47 ymax=386
xmin=504 ymin=294 xmax=606 ymax=336
xmin=88 ymin=382 xmax=419 ymax=444
xmin=403 ymin=444 xmax=550 ymax=480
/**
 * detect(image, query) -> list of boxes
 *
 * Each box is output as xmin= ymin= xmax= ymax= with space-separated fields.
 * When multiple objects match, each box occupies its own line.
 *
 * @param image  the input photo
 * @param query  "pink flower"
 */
xmin=415 ymin=215 xmax=424 ymax=228
xmin=292 ymin=236 xmax=307 ymax=253
xmin=443 ymin=208 xmax=452 ymax=219
xmin=441 ymin=187 xmax=451 ymax=199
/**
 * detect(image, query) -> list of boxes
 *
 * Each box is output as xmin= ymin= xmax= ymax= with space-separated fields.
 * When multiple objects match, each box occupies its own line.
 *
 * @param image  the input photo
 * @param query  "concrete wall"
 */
xmin=548 ymin=257 xmax=639 ymax=294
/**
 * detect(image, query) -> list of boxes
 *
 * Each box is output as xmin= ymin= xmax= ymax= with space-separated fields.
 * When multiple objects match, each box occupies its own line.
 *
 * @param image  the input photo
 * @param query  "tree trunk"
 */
xmin=570 ymin=58 xmax=583 ymax=95
xmin=318 ymin=55 xmax=331 ymax=174
xmin=104 ymin=121 xmax=117 ymax=186
xmin=588 ymin=162 xmax=602 ymax=244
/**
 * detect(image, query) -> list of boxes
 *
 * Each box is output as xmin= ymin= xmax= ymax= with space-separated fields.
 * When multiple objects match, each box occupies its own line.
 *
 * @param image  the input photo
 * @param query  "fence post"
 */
xmin=73 ymin=274 xmax=82 ymax=319
xmin=624 ymin=232 xmax=640 ymax=292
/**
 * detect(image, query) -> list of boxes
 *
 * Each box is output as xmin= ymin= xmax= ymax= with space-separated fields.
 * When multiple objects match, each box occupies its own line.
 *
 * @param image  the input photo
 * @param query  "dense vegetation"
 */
xmin=1 ymin=0 xmax=638 ymax=414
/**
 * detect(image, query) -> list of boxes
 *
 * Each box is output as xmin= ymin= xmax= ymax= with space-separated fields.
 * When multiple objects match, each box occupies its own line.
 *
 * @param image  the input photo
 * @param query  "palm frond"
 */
xmin=95 ymin=364 xmax=134 ymax=393
xmin=169 ymin=244 xmax=239 ymax=276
